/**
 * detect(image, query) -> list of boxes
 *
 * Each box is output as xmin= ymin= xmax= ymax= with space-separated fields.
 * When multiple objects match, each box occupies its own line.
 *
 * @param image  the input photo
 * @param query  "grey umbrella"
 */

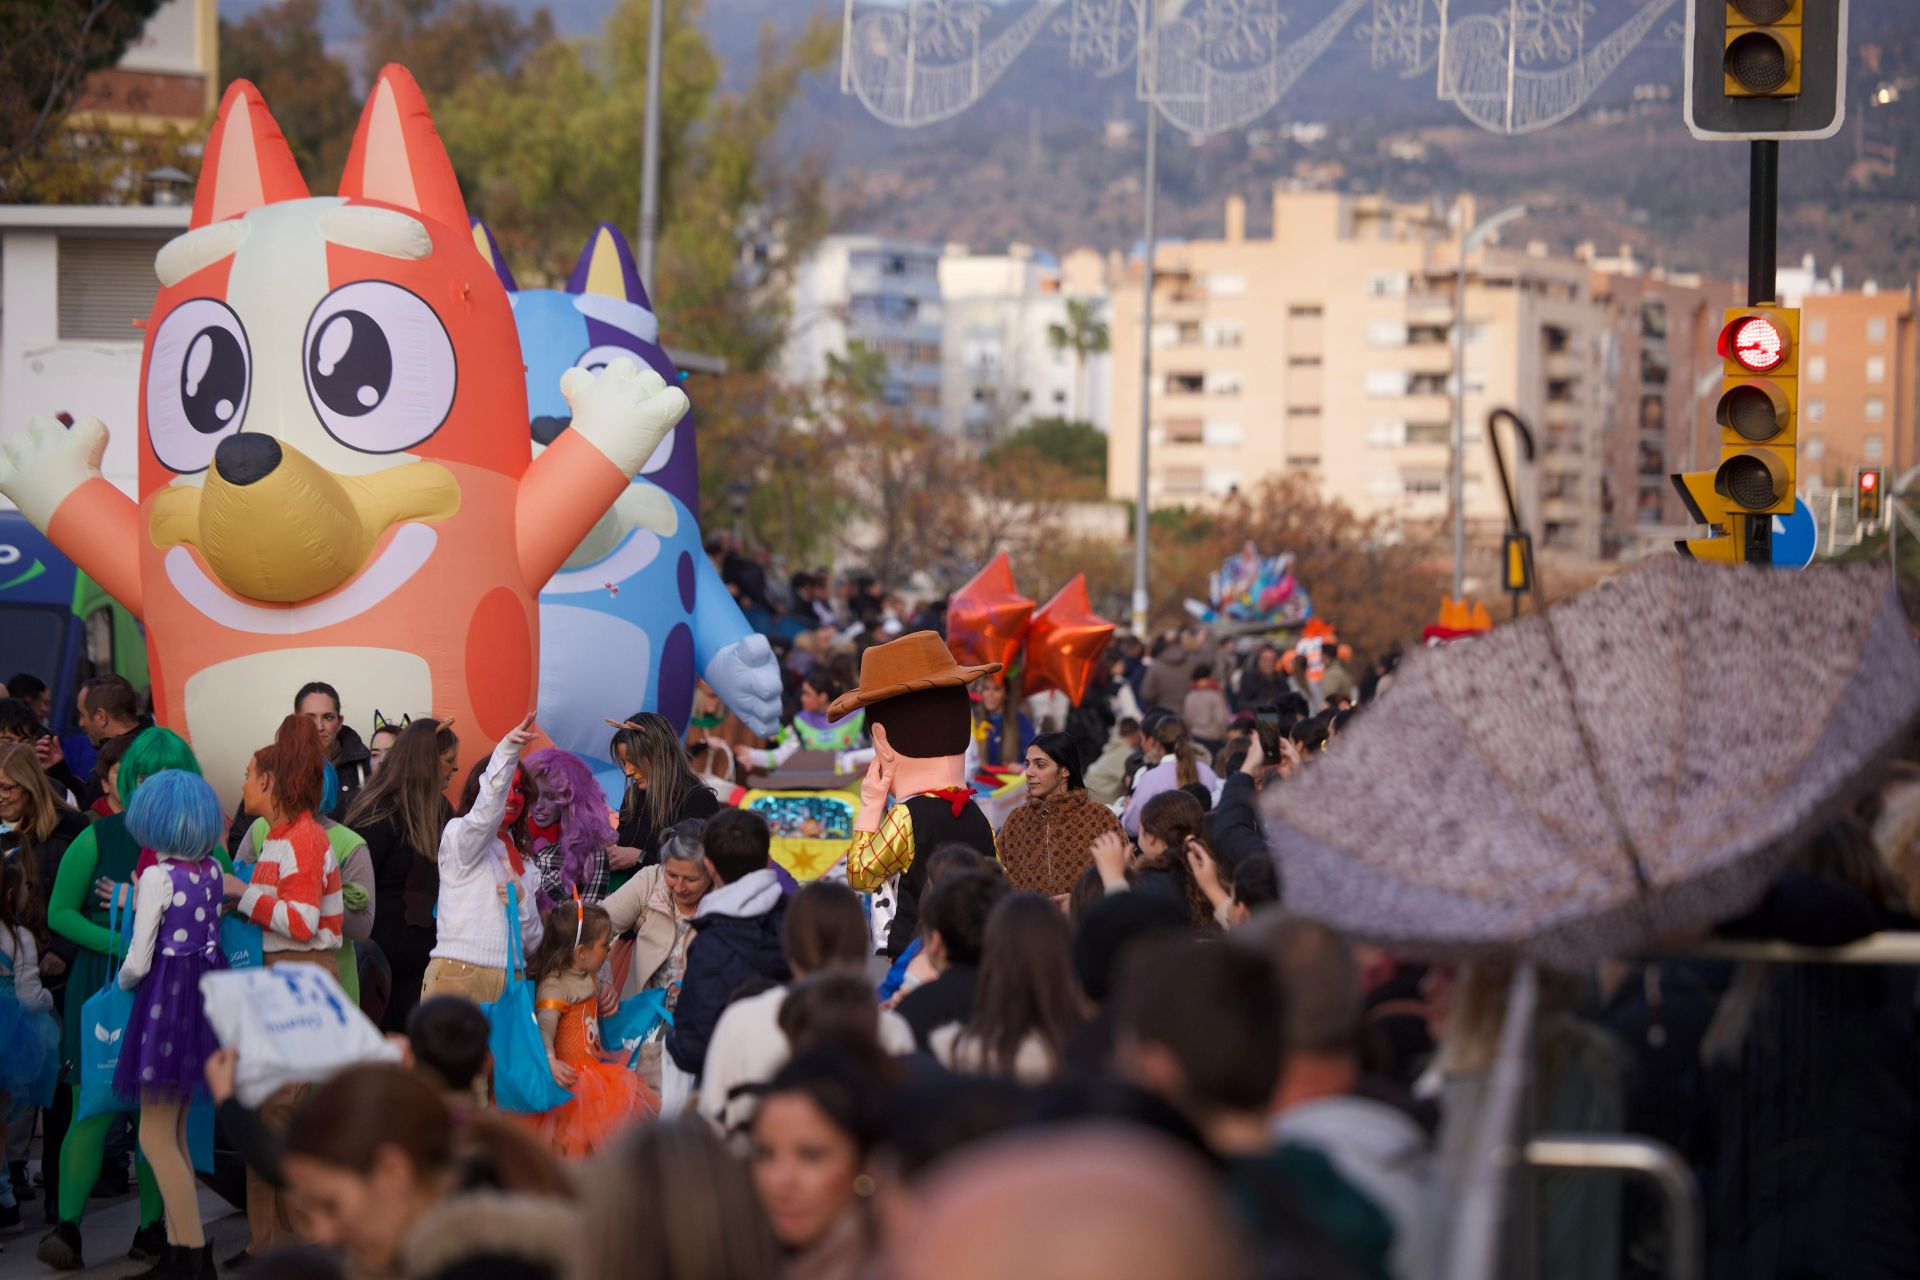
xmin=1267 ymin=557 xmax=1920 ymax=969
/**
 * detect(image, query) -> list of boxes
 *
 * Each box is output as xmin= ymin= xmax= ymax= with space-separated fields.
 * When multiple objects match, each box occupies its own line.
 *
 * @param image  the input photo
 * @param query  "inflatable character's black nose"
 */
xmin=531 ymin=415 xmax=572 ymax=446
xmin=213 ymin=433 xmax=282 ymax=487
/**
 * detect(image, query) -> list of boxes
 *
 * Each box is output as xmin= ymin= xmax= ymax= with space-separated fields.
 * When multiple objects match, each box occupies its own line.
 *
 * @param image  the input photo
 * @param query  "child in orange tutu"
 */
xmin=529 ymin=898 xmax=657 ymax=1157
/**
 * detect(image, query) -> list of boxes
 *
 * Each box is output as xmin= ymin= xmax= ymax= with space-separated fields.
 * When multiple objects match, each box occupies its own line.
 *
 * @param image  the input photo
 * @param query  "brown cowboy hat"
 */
xmin=828 ymin=630 xmax=1001 ymax=721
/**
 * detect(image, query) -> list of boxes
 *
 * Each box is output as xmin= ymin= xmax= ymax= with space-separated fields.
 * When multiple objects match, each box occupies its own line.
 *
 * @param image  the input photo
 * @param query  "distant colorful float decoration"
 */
xmin=737 ymin=789 xmax=858 ymax=883
xmin=1421 ymin=598 xmax=1494 ymax=646
xmin=1187 ymin=542 xmax=1314 ymax=628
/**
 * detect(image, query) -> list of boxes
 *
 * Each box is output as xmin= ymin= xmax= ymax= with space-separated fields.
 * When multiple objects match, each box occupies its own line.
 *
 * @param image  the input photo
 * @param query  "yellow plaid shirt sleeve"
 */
xmin=847 ymin=803 xmax=916 ymax=893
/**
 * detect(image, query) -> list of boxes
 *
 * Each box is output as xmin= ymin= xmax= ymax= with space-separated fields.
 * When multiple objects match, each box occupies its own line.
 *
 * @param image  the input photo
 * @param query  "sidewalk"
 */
xmin=0 ymin=1186 xmax=243 ymax=1280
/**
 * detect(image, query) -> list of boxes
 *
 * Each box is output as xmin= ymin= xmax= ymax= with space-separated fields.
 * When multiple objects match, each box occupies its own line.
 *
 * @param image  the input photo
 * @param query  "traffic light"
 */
xmin=1857 ymin=467 xmax=1884 ymax=525
xmin=1685 ymin=0 xmax=1849 ymax=140
xmin=1672 ymin=305 xmax=1799 ymax=562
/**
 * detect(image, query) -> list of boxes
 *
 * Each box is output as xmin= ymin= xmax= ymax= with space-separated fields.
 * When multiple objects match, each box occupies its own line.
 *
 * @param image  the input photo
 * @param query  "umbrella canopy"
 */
xmin=1268 ymin=558 xmax=1920 ymax=969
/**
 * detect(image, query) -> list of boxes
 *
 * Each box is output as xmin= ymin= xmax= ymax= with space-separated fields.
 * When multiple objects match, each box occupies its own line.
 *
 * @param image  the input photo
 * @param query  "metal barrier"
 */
xmin=1524 ymin=1136 xmax=1701 ymax=1280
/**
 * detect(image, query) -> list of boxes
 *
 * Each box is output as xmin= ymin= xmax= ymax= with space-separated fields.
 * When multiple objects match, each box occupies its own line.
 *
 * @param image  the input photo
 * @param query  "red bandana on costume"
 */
xmin=924 ymin=786 xmax=974 ymax=817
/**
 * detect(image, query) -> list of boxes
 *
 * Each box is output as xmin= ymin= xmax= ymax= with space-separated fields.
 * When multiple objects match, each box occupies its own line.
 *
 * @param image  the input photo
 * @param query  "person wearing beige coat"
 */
xmin=599 ymin=822 xmax=714 ymax=1090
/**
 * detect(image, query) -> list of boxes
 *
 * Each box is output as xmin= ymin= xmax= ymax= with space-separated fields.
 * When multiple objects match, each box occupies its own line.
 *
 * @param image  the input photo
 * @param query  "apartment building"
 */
xmin=782 ymin=235 xmax=945 ymax=429
xmin=1584 ymin=252 xmax=1740 ymax=557
xmin=1778 ymin=261 xmax=1918 ymax=488
xmin=69 ymin=0 xmax=219 ymax=131
xmin=1106 ymin=188 xmax=1610 ymax=558
xmin=938 ymin=244 xmax=1113 ymax=442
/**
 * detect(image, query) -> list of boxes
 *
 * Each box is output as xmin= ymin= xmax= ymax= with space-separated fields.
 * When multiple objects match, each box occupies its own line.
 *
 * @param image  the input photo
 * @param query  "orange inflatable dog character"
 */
xmin=0 ymin=69 xmax=685 ymax=803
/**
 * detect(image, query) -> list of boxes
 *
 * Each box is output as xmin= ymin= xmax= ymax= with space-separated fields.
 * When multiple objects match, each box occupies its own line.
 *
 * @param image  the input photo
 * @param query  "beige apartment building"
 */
xmin=1107 ymin=188 xmax=1611 ymax=563
xmin=1793 ymin=285 xmax=1918 ymax=489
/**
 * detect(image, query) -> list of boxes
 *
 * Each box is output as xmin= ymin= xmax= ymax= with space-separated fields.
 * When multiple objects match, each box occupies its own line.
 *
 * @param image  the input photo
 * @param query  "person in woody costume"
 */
xmin=836 ymin=633 xmax=999 ymax=958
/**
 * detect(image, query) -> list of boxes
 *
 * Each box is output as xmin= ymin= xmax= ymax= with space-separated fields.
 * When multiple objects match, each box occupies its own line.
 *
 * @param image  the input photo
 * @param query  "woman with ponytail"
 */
xmin=227 ymin=714 xmax=343 ymax=1265
xmin=1120 ymin=715 xmax=1217 ymax=839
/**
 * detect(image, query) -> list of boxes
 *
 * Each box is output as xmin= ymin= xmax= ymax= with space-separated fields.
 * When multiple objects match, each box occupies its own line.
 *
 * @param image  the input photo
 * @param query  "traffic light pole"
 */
xmin=1743 ymin=139 xmax=1781 ymax=565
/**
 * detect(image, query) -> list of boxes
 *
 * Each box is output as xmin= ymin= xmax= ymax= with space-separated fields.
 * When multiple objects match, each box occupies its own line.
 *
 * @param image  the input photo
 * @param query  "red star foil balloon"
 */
xmin=948 ymin=552 xmax=1034 ymax=681
xmin=1024 ymin=574 xmax=1115 ymax=705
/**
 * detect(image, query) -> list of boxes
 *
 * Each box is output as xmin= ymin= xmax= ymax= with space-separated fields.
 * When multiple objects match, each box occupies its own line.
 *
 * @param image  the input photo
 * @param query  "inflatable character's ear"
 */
xmin=338 ymin=64 xmax=469 ymax=231
xmin=470 ymin=218 xmax=518 ymax=292
xmin=191 ymin=80 xmax=310 ymax=229
xmin=567 ymin=222 xmax=652 ymax=311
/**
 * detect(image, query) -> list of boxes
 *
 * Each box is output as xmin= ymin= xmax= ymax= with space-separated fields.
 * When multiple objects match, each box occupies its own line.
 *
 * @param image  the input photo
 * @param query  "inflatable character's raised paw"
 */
xmin=0 ymin=415 xmax=109 ymax=530
xmin=708 ymin=633 xmax=784 ymax=738
xmin=558 ymin=357 xmax=689 ymax=480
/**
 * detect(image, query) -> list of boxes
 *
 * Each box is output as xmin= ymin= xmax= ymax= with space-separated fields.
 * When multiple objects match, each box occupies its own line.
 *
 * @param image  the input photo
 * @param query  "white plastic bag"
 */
xmin=200 ymin=964 xmax=401 ymax=1106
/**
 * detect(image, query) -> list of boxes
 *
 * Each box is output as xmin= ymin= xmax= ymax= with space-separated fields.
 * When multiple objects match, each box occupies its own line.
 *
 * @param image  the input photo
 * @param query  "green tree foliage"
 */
xmin=221 ymin=0 xmax=358 ymax=188
xmin=983 ymin=417 xmax=1107 ymax=498
xmin=433 ymin=0 xmax=837 ymax=373
xmin=351 ymin=0 xmax=553 ymax=101
xmin=1045 ymin=298 xmax=1109 ymax=423
xmin=0 ymin=0 xmax=171 ymax=198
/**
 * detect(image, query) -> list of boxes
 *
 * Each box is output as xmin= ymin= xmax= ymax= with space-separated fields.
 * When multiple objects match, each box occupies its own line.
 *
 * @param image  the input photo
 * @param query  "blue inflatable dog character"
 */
xmin=475 ymin=220 xmax=782 ymax=773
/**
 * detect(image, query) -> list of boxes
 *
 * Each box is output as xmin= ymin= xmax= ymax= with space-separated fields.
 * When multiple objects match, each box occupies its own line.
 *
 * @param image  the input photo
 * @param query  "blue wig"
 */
xmin=321 ymin=761 xmax=340 ymax=816
xmin=126 ymin=769 xmax=226 ymax=858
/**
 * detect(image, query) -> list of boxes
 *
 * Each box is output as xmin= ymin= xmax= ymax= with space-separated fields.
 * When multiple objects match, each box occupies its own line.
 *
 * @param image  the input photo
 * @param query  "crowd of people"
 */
xmin=1 ymin=604 xmax=1918 ymax=1280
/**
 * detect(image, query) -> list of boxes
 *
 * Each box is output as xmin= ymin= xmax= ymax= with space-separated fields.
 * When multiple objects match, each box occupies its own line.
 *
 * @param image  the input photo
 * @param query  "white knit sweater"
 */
xmin=428 ymin=739 xmax=544 ymax=970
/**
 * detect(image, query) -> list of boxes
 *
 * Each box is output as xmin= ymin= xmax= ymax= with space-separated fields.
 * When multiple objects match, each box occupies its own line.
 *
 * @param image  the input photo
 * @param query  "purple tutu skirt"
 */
xmin=114 ymin=950 xmax=223 ymax=1102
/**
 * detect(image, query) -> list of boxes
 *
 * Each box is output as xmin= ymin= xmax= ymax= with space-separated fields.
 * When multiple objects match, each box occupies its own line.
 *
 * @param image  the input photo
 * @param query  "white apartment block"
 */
xmin=782 ymin=235 xmax=945 ymax=429
xmin=938 ymin=244 xmax=1113 ymax=442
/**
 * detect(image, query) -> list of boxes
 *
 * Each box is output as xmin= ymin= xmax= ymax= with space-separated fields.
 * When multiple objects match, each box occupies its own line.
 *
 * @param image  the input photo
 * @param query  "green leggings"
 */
xmin=56 ymin=1089 xmax=162 ymax=1227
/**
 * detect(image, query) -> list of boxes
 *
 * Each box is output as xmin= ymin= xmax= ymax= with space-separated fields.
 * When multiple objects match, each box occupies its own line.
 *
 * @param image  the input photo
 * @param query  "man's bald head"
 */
xmin=895 ymin=1125 xmax=1248 ymax=1280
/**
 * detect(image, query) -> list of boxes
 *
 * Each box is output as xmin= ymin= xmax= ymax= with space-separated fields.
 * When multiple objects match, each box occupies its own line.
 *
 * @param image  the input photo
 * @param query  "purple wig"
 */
xmin=526 ymin=747 xmax=615 ymax=900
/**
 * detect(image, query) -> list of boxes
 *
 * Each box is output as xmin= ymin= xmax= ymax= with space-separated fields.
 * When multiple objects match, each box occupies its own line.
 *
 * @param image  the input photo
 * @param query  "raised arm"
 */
xmin=516 ymin=359 xmax=688 ymax=591
xmin=0 ymin=417 xmax=144 ymax=617
xmin=439 ymin=715 xmax=536 ymax=874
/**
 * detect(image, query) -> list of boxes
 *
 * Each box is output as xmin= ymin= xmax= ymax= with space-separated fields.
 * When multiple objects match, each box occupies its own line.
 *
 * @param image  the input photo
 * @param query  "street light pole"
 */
xmin=637 ymin=0 xmax=666 ymax=294
xmin=1132 ymin=99 xmax=1159 ymax=640
xmin=1452 ymin=202 xmax=1532 ymax=598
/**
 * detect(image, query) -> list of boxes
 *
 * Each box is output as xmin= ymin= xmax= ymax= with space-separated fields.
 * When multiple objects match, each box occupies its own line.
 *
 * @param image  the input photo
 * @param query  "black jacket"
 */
xmin=897 ymin=965 xmax=980 ymax=1052
xmin=665 ymin=869 xmax=791 ymax=1079
xmin=1208 ymin=771 xmax=1272 ymax=874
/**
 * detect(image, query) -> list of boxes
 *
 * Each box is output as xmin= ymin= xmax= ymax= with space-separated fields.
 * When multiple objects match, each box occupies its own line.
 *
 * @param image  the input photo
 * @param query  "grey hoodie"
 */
xmin=1275 ymin=1094 xmax=1440 ymax=1280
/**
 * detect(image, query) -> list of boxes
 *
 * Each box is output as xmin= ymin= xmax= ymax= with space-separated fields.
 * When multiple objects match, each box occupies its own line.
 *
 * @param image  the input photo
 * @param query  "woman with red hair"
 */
xmin=225 ymin=714 xmax=343 ymax=1265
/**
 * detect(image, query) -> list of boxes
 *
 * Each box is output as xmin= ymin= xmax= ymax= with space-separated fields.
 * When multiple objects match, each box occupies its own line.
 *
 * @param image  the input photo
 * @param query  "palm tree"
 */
xmin=1047 ymin=298 xmax=1109 ymax=426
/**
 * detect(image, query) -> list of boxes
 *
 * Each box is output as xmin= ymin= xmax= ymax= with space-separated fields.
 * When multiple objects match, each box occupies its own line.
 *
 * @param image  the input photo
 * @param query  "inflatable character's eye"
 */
xmin=146 ymin=298 xmax=250 ymax=473
xmin=303 ymin=281 xmax=455 ymax=453
xmin=574 ymin=344 xmax=679 ymax=477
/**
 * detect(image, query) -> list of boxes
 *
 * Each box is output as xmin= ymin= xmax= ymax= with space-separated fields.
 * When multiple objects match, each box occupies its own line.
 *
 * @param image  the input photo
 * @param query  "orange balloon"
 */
xmin=1023 ymin=574 xmax=1115 ymax=705
xmin=948 ymin=552 xmax=1034 ymax=681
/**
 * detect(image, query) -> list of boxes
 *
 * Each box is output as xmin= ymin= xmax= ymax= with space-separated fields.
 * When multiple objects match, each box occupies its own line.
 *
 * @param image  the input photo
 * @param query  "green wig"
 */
xmin=119 ymin=727 xmax=202 ymax=808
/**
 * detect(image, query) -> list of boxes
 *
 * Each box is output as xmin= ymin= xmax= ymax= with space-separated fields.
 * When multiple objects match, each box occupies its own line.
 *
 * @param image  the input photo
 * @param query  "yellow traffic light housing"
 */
xmin=1724 ymin=0 xmax=1802 ymax=97
xmin=1673 ymin=305 xmax=1800 ymax=561
xmin=1857 ymin=467 xmax=1884 ymax=524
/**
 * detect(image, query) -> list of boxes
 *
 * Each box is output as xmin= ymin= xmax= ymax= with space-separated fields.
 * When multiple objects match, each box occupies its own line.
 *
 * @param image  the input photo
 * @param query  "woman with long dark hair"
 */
xmin=346 ymin=718 xmax=460 ymax=1033
xmin=752 ymin=1051 xmax=889 ymax=1280
xmin=930 ymin=893 xmax=1082 ymax=1082
xmin=609 ymin=713 xmax=719 ymax=886
xmin=995 ymin=733 xmax=1125 ymax=899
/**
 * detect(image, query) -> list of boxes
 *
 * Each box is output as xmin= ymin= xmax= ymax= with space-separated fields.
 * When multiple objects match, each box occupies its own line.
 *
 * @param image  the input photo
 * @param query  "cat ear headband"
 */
xmin=372 ymin=709 xmax=412 ymax=733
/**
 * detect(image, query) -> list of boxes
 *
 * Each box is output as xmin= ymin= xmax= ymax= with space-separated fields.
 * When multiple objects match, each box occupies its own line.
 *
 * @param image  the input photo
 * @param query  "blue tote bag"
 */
xmin=76 ymin=896 xmax=137 ymax=1122
xmin=600 ymin=988 xmax=674 ymax=1068
xmin=220 ymin=862 xmax=264 ymax=970
xmin=483 ymin=883 xmax=573 ymax=1114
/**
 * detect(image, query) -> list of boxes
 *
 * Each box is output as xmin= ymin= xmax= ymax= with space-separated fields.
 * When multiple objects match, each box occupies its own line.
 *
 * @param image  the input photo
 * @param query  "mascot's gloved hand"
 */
xmin=559 ymin=356 xmax=689 ymax=479
xmin=706 ymin=634 xmax=783 ymax=738
xmin=1 ymin=415 xmax=108 ymax=531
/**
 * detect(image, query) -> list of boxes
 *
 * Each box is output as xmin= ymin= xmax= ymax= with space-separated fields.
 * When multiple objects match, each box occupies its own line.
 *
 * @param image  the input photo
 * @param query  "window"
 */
xmin=1175 ymin=322 xmax=1204 ymax=345
xmin=1865 ymin=435 xmax=1886 ymax=461
xmin=1161 ymin=467 xmax=1205 ymax=495
xmin=1286 ymin=455 xmax=1321 ymax=468
xmin=1367 ymin=272 xmax=1407 ymax=298
xmin=1807 ymin=356 xmax=1826 ymax=383
xmin=1287 ymin=355 xmax=1322 ymax=368
xmin=1543 ymin=326 xmax=1571 ymax=353
xmin=1409 ymin=372 xmax=1449 ymax=396
xmin=1204 ymin=421 xmax=1245 ymax=446
xmin=1206 ymin=371 xmax=1243 ymax=397
xmin=1406 ymin=421 xmax=1452 ymax=445
xmin=1167 ymin=371 xmax=1205 ymax=394
xmin=1206 ymin=273 xmax=1248 ymax=297
xmin=1164 ymin=418 xmax=1204 ymax=444
xmin=1867 ymin=316 xmax=1887 ymax=342
xmin=1287 ymin=405 xmax=1323 ymax=418
xmin=1402 ymin=474 xmax=1446 ymax=495
xmin=1866 ymin=397 xmax=1886 ymax=422
xmin=1365 ymin=420 xmax=1405 ymax=448
xmin=1804 ymin=435 xmax=1826 ymax=459
xmin=1547 ymin=378 xmax=1578 ymax=404
xmin=58 ymin=236 xmax=165 ymax=341
xmin=1807 ymin=316 xmax=1828 ymax=342
xmin=1367 ymin=321 xmax=1406 ymax=348
xmin=1287 ymin=305 xmax=1324 ymax=319
xmin=1052 ymin=390 xmax=1067 ymax=404
xmin=1367 ymin=370 xmax=1409 ymax=397
xmin=1805 ymin=397 xmax=1825 ymax=423
xmin=1867 ymin=356 xmax=1886 ymax=383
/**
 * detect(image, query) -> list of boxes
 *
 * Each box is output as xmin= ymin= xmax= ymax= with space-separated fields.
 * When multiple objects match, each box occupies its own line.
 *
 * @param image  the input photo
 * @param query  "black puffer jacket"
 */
xmin=665 ymin=868 xmax=791 ymax=1080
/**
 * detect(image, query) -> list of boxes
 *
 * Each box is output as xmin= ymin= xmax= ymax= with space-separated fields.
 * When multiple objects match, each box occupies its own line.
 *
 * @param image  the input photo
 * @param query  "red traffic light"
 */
xmin=1861 ymin=471 xmax=1878 ymax=491
xmin=1720 ymin=314 xmax=1788 ymax=372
